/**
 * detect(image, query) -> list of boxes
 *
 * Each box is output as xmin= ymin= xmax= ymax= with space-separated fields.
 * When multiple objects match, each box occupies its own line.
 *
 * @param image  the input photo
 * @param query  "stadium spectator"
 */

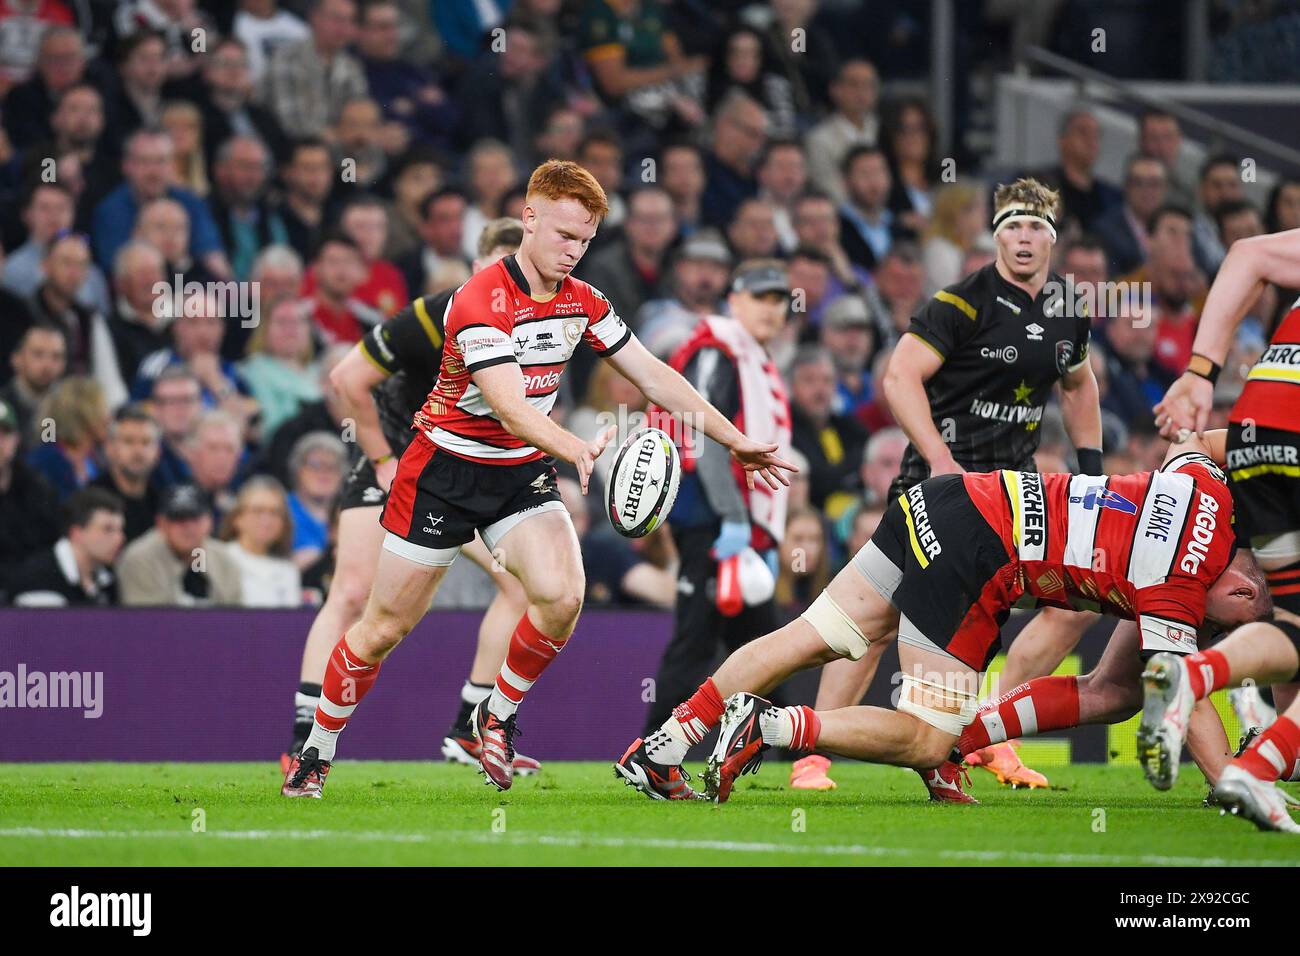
xmin=791 ymin=193 xmax=871 ymax=300
xmin=783 ymin=243 xmax=833 ymax=332
xmin=131 ymin=297 xmax=253 ymax=417
xmin=0 ymin=397 xmax=61 ymax=594
xmin=357 ymin=1 xmax=457 ymax=151
xmin=727 ymin=196 xmax=781 ymax=262
xmin=116 ymin=482 xmax=243 ymax=606
xmin=398 ymin=186 xmax=469 ymax=298
xmin=1119 ymin=205 xmax=1203 ymax=380
xmin=1093 ymin=305 xmax=1173 ymax=425
xmin=858 ymin=425 xmax=907 ymax=507
xmin=819 ymin=295 xmax=876 ymax=419
xmin=659 ymin=140 xmax=707 ymax=238
xmin=773 ymin=507 xmax=830 ymax=621
xmin=111 ymin=0 xmax=213 ymax=80
xmin=636 ymin=228 xmax=731 ymax=358
xmin=148 ymin=366 xmax=203 ymax=487
xmin=304 ymin=231 xmax=372 ymax=344
xmin=576 ymin=187 xmax=675 ymax=332
xmin=275 ymin=138 xmax=337 ymax=262
xmin=218 ymin=474 xmax=302 ymax=607
xmin=132 ymin=198 xmax=219 ymax=297
xmin=255 ymin=344 xmax=350 ymax=486
xmin=106 ymin=241 xmax=171 ymax=384
xmin=1 ymin=323 xmax=65 ymax=448
xmin=26 ymin=375 xmax=108 ymax=501
xmin=208 ymin=134 xmax=289 ymax=281
xmin=1031 ymin=108 xmax=1121 ymax=234
xmin=88 ymin=404 xmax=162 ymax=543
xmin=92 ymin=129 xmax=230 ymax=279
xmin=333 ymin=197 xmax=407 ymax=317
xmin=576 ymin=129 xmax=627 ymax=239
xmin=183 ymin=409 xmax=245 ymax=524
xmin=383 ymin=149 xmax=445 ymax=262
xmin=0 ymin=0 xmax=73 ymax=87
xmin=1058 ymin=234 xmax=1109 ymax=319
xmin=331 ymin=96 xmax=392 ymax=191
xmin=285 ymin=430 xmax=347 ymax=570
xmin=532 ymin=104 xmax=584 ymax=167
xmin=239 ymin=298 xmax=321 ymax=437
xmin=460 ymin=139 xmax=519 ymax=260
xmin=1093 ymin=153 xmax=1168 ymax=276
xmin=260 ymin=0 xmax=367 ymax=140
xmin=838 ymin=145 xmax=911 ymax=272
xmin=191 ymin=36 xmax=288 ymax=170
xmin=576 ymin=0 xmax=706 ymax=135
xmin=751 ymin=0 xmax=838 ymax=116
xmin=804 ymin=59 xmax=879 ymax=204
xmin=160 ymin=100 xmax=210 ymax=198
xmin=102 ymin=30 xmax=170 ymax=154
xmin=788 ymin=344 xmax=867 ymax=518
xmin=232 ymin=0 xmax=310 ymax=88
xmin=28 ymin=232 xmax=128 ymax=410
xmin=557 ymin=475 xmax=676 ymax=608
xmin=755 ymin=139 xmax=807 ymax=254
xmin=866 ymin=241 xmax=926 ymax=348
xmin=1216 ymin=197 xmax=1265 ymax=251
xmin=4 ymin=184 xmax=109 ymax=313
xmin=700 ymin=89 xmax=767 ymax=228
xmin=1191 ymin=153 xmax=1241 ymax=277
xmin=455 ymin=14 xmax=563 ymax=159
xmin=881 ymin=96 xmax=940 ymax=229
xmin=7 ymin=486 xmax=124 ymax=607
xmin=844 ymin=500 xmax=886 ymax=562
xmin=14 ymin=82 xmax=116 ymax=223
xmin=704 ymin=24 xmax=796 ymax=139
xmin=920 ymin=182 xmax=989 ymax=297
xmin=1137 ymin=108 xmax=1193 ymax=208
xmin=1265 ymin=175 xmax=1300 ymax=233
xmin=1 ymin=25 xmax=87 ymax=149
xmin=247 ymin=244 xmax=306 ymax=324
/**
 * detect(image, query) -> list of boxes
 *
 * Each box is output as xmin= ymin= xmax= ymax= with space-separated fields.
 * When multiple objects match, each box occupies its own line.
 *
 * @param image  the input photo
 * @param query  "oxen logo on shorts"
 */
xmin=423 ymin=513 xmax=444 ymax=535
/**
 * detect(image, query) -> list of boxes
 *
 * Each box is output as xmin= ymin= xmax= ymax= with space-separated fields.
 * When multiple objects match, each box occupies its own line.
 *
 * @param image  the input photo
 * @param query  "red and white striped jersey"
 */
xmin=413 ymin=255 xmax=632 ymax=464
xmin=1231 ymin=294 xmax=1300 ymax=432
xmin=963 ymin=452 xmax=1236 ymax=656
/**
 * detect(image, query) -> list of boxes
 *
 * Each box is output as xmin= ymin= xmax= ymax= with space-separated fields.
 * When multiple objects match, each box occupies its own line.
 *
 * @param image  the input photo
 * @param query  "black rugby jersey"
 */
xmin=892 ymin=263 xmax=1091 ymax=493
xmin=357 ymin=289 xmax=451 ymax=454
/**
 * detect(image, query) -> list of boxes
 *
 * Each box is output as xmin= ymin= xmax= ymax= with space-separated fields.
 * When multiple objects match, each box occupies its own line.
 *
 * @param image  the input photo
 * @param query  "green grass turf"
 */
xmin=2 ymin=761 xmax=1298 ymax=866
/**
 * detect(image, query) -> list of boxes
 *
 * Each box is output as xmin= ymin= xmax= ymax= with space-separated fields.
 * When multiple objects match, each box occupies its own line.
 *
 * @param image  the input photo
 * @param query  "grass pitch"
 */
xmin=2 ymin=761 xmax=1298 ymax=866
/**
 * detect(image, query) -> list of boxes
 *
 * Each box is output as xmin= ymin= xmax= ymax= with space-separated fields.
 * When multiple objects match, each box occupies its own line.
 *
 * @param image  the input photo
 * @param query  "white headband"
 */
xmin=992 ymin=203 xmax=1057 ymax=242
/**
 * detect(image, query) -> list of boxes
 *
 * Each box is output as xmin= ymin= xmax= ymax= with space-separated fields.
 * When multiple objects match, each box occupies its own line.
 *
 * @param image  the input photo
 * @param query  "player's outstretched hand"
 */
xmin=576 ymin=425 xmax=617 ymax=495
xmin=1154 ymin=372 xmax=1213 ymax=442
xmin=729 ymin=436 xmax=799 ymax=491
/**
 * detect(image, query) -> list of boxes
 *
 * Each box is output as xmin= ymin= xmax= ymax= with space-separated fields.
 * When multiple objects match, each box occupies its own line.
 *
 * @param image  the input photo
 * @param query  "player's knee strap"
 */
xmin=801 ymin=591 xmax=869 ymax=660
xmin=1264 ymin=556 xmax=1300 ymax=616
xmin=896 ymin=674 xmax=978 ymax=736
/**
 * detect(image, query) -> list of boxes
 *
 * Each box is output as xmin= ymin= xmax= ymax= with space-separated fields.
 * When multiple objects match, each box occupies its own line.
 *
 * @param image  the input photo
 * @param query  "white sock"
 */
xmin=462 ymin=681 xmax=492 ymax=705
xmin=644 ymin=728 xmax=689 ymax=766
xmin=759 ymin=707 xmax=793 ymax=748
xmin=302 ymin=720 xmax=341 ymax=761
xmin=487 ymin=685 xmax=518 ymax=719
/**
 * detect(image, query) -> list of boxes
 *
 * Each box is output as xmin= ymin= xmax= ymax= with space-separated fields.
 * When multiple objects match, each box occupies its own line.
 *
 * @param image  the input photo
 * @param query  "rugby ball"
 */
xmin=607 ymin=428 xmax=680 ymax=538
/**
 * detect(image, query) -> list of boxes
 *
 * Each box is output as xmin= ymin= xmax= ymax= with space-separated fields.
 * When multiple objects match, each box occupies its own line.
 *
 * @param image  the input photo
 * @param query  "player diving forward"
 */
xmin=1139 ymin=227 xmax=1300 ymax=831
xmin=615 ymin=427 xmax=1270 ymax=802
xmin=282 ymin=161 xmax=795 ymax=798
xmin=280 ymin=219 xmax=542 ymax=776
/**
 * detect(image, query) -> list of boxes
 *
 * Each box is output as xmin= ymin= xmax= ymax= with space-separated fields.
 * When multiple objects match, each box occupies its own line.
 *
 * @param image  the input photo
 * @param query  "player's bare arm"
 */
xmin=1056 ymin=353 xmax=1103 ymax=459
xmin=1156 ymin=228 xmax=1300 ymax=438
xmin=330 ymin=346 xmax=398 ymax=489
xmin=605 ymin=334 xmax=798 ymax=490
xmin=471 ymin=359 xmax=616 ymax=493
xmin=881 ymin=333 xmax=962 ymax=475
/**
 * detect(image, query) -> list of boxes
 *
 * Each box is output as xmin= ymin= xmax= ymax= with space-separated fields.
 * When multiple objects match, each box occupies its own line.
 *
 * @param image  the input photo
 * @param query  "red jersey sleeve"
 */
xmin=446 ymin=275 xmax=517 ymax=374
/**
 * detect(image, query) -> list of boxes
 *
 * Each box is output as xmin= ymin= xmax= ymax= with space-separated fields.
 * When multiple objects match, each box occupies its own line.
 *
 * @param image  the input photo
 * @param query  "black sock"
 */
xmin=451 ymin=681 xmax=493 ymax=736
xmin=292 ymin=682 xmax=321 ymax=752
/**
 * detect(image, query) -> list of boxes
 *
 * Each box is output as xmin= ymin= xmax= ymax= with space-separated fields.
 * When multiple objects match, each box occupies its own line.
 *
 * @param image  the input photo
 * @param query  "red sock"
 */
xmin=958 ymin=676 xmax=1079 ymax=755
xmin=787 ymin=705 xmax=821 ymax=752
xmin=493 ymin=612 xmax=565 ymax=708
xmin=315 ymin=634 xmax=382 ymax=732
xmin=1236 ymin=716 xmax=1300 ymax=782
xmin=1184 ymin=648 xmax=1230 ymax=700
xmin=670 ymin=678 xmax=725 ymax=744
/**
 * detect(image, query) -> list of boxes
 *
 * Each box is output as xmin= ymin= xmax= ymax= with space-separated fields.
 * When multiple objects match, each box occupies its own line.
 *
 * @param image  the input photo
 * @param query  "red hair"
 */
xmin=526 ymin=160 xmax=609 ymax=220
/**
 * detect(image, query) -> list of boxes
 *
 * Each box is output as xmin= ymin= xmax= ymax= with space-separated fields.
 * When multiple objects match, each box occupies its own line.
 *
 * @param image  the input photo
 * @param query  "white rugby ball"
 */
xmin=607 ymin=427 xmax=680 ymax=538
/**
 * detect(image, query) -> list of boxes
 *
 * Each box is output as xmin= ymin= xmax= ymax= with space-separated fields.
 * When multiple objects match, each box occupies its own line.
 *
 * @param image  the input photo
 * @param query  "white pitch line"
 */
xmin=0 ymin=827 xmax=1295 ymax=867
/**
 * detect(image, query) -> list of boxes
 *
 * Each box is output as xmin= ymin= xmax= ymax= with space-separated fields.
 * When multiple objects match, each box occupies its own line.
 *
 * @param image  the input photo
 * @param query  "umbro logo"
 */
xmin=362 ymin=486 xmax=384 ymax=503
xmin=1025 ymin=322 xmax=1044 ymax=341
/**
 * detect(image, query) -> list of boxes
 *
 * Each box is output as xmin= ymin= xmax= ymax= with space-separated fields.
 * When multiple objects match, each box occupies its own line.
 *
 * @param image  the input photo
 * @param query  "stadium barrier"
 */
xmin=0 ymin=609 xmax=1247 ymax=764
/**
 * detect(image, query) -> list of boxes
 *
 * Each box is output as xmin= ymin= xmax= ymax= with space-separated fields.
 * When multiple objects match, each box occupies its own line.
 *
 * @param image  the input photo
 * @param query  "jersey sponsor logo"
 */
xmin=969 ymin=398 xmax=1044 ymax=427
xmin=1225 ymin=443 xmax=1299 ymax=469
xmin=1025 ymin=322 xmax=1045 ymax=341
xmin=904 ymin=484 xmax=942 ymax=561
xmin=980 ymin=345 xmax=1018 ymax=363
xmin=523 ymin=369 xmax=561 ymax=392
xmin=1019 ymin=471 xmax=1046 ymax=552
xmin=1180 ymin=491 xmax=1221 ymax=575
xmin=1070 ymin=485 xmax=1137 ymax=514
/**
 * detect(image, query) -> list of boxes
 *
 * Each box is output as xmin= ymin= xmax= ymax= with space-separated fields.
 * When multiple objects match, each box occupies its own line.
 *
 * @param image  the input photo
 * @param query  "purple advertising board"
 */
xmin=0 ymin=608 xmax=673 ymax=762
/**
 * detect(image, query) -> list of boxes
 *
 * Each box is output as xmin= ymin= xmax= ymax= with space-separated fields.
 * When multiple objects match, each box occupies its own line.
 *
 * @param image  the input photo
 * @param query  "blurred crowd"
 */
xmin=0 ymin=0 xmax=1288 ymax=613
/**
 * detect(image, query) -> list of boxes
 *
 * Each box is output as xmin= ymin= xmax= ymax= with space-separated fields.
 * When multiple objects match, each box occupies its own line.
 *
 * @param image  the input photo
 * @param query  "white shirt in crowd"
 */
xmin=225 ymin=543 xmax=302 ymax=608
